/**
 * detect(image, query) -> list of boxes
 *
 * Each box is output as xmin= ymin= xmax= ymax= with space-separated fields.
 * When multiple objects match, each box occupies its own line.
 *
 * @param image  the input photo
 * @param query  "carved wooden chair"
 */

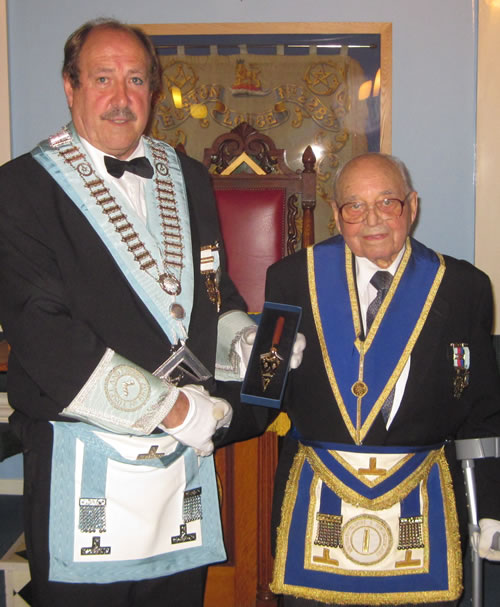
xmin=202 ymin=122 xmax=316 ymax=314
xmin=201 ymin=122 xmax=316 ymax=606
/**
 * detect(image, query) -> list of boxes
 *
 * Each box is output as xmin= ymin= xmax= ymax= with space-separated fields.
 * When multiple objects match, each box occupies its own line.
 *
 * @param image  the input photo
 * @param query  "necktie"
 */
xmin=366 ymin=270 xmax=394 ymax=423
xmin=104 ymin=155 xmax=154 ymax=179
xmin=366 ymin=270 xmax=392 ymax=332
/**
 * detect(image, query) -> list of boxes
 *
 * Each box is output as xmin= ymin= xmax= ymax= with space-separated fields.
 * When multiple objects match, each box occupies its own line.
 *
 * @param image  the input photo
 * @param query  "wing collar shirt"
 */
xmin=80 ymin=137 xmax=148 ymax=222
xmin=355 ymin=247 xmax=409 ymax=429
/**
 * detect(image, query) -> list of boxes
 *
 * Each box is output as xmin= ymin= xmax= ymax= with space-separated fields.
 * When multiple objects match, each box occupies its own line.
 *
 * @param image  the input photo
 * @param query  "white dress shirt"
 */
xmin=80 ymin=138 xmax=148 ymax=221
xmin=355 ymin=249 xmax=410 ymax=429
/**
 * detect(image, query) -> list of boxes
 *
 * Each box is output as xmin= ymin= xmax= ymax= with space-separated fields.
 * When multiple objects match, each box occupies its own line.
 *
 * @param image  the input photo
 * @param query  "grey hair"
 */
xmin=332 ymin=152 xmax=414 ymax=203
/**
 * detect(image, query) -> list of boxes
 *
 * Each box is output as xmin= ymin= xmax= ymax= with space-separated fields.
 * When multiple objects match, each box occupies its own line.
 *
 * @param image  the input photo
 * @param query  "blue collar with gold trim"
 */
xmin=308 ymin=236 xmax=445 ymax=444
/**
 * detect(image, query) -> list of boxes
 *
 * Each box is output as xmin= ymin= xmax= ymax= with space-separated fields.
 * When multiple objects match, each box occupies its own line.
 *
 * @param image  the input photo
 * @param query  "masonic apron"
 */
xmin=271 ymin=237 xmax=463 ymax=604
xmin=31 ymin=124 xmax=226 ymax=583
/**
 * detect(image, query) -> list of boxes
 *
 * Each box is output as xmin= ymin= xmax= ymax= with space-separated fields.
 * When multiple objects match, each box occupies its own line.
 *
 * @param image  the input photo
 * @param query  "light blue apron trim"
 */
xmin=74 ymin=421 xmax=188 ymax=496
xmin=31 ymin=124 xmax=193 ymax=344
xmin=48 ymin=421 xmax=226 ymax=583
xmin=81 ymin=445 xmax=107 ymax=498
xmin=143 ymin=138 xmax=194 ymax=333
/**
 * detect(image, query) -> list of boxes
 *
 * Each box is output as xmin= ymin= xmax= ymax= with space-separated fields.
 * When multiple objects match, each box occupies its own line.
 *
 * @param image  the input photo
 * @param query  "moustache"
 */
xmin=101 ymin=107 xmax=137 ymax=121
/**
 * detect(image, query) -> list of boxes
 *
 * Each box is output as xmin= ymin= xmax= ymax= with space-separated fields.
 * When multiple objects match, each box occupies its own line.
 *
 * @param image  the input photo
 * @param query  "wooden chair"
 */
xmin=202 ymin=121 xmax=316 ymax=314
xmin=0 ymin=341 xmax=8 ymax=373
xmin=201 ymin=122 xmax=316 ymax=606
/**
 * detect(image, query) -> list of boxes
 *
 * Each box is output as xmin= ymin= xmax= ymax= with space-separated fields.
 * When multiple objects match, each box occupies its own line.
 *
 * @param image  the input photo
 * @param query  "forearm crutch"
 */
xmin=455 ymin=437 xmax=500 ymax=607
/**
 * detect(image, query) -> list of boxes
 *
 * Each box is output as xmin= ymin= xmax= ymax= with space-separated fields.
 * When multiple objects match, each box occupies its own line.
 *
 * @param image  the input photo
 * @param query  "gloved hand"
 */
xmin=212 ymin=393 xmax=233 ymax=430
xmin=237 ymin=325 xmax=306 ymax=379
xmin=478 ymin=518 xmax=500 ymax=561
xmin=290 ymin=333 xmax=306 ymax=369
xmin=168 ymin=384 xmax=232 ymax=456
xmin=238 ymin=325 xmax=258 ymax=379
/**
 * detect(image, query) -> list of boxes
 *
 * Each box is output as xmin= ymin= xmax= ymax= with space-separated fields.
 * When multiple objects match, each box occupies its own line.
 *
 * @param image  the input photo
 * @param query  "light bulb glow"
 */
xmin=373 ymin=69 xmax=381 ymax=97
xmin=358 ymin=80 xmax=372 ymax=101
xmin=171 ymin=86 xmax=183 ymax=109
xmin=190 ymin=104 xmax=208 ymax=119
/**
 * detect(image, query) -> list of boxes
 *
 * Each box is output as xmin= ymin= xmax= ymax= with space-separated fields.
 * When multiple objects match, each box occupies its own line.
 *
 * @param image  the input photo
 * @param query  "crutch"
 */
xmin=455 ymin=437 xmax=500 ymax=607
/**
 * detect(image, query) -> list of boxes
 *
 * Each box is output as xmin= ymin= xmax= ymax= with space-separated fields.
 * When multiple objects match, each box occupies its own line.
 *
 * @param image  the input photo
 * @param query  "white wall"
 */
xmin=476 ymin=0 xmax=500 ymax=331
xmin=7 ymin=0 xmax=477 ymax=262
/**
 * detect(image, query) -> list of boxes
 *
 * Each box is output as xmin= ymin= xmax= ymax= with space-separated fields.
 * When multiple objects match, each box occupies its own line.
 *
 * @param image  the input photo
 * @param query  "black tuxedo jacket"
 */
xmin=265 ymin=237 xmax=500 ymax=524
xmin=0 ymin=148 xmax=246 ymax=426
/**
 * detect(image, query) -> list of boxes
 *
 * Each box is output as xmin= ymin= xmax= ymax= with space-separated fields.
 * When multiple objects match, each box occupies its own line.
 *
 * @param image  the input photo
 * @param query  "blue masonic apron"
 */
xmin=271 ymin=237 xmax=463 ymax=604
xmin=271 ymin=439 xmax=463 ymax=605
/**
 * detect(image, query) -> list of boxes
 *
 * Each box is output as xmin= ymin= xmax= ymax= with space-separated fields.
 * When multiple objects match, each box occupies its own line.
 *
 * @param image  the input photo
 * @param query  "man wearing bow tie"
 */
xmin=0 ymin=18 xmax=263 ymax=607
xmin=261 ymin=153 xmax=500 ymax=606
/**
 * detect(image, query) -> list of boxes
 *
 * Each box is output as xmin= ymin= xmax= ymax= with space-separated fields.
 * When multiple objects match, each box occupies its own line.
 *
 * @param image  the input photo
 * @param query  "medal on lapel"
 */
xmin=201 ymin=242 xmax=221 ymax=312
xmin=450 ymin=343 xmax=470 ymax=399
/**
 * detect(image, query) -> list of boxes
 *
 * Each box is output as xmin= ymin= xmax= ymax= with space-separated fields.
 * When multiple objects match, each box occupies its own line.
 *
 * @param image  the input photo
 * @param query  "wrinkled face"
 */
xmin=332 ymin=156 xmax=418 ymax=268
xmin=63 ymin=28 xmax=153 ymax=159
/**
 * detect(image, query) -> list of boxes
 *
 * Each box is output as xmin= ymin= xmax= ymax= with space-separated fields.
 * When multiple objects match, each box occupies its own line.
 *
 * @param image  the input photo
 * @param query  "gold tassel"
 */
xmin=267 ymin=412 xmax=291 ymax=436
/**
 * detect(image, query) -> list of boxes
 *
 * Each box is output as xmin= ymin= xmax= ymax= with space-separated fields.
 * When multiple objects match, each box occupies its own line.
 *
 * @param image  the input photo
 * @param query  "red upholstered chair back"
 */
xmin=203 ymin=122 xmax=316 ymax=313
xmin=215 ymin=187 xmax=285 ymax=313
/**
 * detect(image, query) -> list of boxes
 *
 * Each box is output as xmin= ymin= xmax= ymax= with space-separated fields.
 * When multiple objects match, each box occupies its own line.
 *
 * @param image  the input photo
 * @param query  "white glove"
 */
xmin=213 ymin=394 xmax=233 ymax=430
xmin=237 ymin=326 xmax=306 ymax=379
xmin=478 ymin=518 xmax=500 ymax=561
xmin=290 ymin=332 xmax=306 ymax=369
xmin=168 ymin=385 xmax=232 ymax=456
xmin=237 ymin=325 xmax=258 ymax=379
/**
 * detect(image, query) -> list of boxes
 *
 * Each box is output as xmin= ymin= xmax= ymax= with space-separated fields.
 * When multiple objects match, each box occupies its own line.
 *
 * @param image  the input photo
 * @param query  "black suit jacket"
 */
xmin=0 ymin=148 xmax=246 ymax=425
xmin=265 ymin=236 xmax=500 ymax=526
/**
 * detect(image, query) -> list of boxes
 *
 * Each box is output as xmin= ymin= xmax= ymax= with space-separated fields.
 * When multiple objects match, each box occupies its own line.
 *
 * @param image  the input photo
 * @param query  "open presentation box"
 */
xmin=241 ymin=302 xmax=302 ymax=409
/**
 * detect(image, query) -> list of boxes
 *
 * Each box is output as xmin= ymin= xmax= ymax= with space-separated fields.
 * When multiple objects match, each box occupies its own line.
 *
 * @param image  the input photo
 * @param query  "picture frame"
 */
xmin=140 ymin=22 xmax=392 ymax=243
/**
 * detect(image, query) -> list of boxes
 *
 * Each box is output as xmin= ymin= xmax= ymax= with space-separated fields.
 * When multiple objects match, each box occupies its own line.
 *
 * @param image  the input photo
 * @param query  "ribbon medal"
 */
xmin=450 ymin=343 xmax=470 ymax=399
xmin=201 ymin=242 xmax=221 ymax=312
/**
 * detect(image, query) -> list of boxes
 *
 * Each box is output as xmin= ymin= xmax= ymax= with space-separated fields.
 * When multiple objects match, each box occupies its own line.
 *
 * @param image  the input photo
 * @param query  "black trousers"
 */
xmin=16 ymin=417 xmax=208 ymax=607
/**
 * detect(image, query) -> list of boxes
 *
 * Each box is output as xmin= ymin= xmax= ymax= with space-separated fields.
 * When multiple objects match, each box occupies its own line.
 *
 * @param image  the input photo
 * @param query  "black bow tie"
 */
xmin=104 ymin=155 xmax=154 ymax=179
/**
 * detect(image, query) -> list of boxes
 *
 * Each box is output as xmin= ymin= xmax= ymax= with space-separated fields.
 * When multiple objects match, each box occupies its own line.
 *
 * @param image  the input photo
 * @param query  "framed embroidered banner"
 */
xmin=140 ymin=23 xmax=392 ymax=244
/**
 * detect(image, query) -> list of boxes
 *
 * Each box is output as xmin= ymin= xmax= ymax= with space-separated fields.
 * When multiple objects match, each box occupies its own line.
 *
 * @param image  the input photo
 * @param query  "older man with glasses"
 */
xmin=259 ymin=152 xmax=500 ymax=606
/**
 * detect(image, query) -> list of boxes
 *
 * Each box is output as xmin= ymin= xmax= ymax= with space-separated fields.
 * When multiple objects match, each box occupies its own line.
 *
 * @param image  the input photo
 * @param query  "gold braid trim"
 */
xmin=348 ymin=242 xmax=411 ymax=354
xmin=271 ymin=446 xmax=463 ymax=604
xmin=270 ymin=446 xmax=306 ymax=593
xmin=304 ymin=444 xmax=442 ymax=511
xmin=308 ymin=246 xmax=356 ymax=440
xmin=438 ymin=448 xmax=463 ymax=599
xmin=358 ymin=246 xmax=446 ymax=442
xmin=308 ymin=240 xmax=446 ymax=445
xmin=329 ymin=450 xmax=415 ymax=489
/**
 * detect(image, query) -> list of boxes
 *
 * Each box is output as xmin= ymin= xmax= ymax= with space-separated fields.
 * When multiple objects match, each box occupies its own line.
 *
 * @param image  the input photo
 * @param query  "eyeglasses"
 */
xmin=337 ymin=192 xmax=411 ymax=224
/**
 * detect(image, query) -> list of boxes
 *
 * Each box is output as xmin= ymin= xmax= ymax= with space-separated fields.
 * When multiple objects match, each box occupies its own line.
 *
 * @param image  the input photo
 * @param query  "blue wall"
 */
xmin=0 ymin=454 xmax=22 ymax=480
xmin=6 ymin=0 xmax=477 ymax=263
